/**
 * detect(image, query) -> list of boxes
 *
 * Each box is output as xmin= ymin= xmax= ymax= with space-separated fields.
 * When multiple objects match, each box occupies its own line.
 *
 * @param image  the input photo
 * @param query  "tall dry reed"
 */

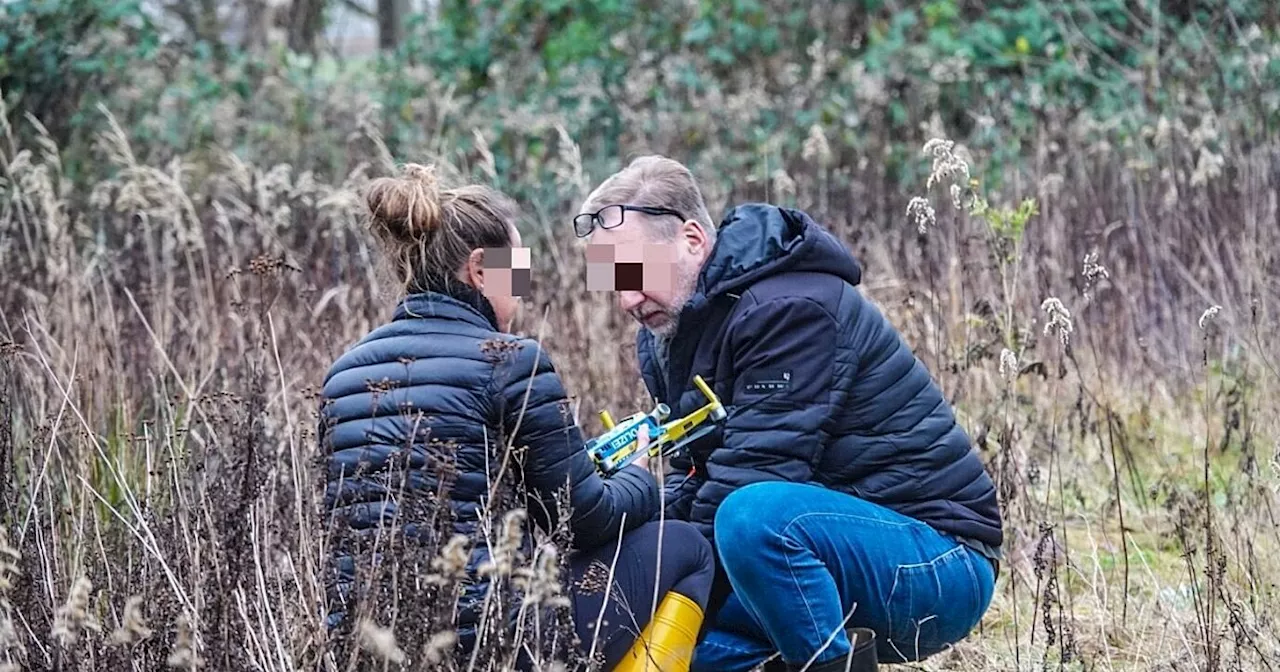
xmin=1 ymin=78 xmax=1277 ymax=671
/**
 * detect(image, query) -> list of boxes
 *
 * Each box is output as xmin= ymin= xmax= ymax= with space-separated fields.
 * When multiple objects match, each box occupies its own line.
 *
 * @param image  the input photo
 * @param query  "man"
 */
xmin=573 ymin=155 xmax=1004 ymax=671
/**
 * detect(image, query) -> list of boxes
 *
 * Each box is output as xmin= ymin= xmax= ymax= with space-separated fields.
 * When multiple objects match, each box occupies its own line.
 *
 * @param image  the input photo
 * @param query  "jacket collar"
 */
xmin=637 ymin=291 xmax=738 ymax=408
xmin=639 ymin=202 xmax=858 ymax=403
xmin=394 ymin=286 xmax=500 ymax=332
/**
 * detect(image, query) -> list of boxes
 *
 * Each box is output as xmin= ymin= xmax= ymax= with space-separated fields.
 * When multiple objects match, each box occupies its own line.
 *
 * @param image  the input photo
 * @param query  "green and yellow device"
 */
xmin=586 ymin=375 xmax=727 ymax=476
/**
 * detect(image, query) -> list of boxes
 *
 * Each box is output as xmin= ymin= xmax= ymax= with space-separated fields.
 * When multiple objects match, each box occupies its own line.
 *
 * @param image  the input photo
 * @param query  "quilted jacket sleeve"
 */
xmin=497 ymin=338 xmax=659 ymax=550
xmin=659 ymin=451 xmax=702 ymax=521
xmin=689 ymin=295 xmax=840 ymax=541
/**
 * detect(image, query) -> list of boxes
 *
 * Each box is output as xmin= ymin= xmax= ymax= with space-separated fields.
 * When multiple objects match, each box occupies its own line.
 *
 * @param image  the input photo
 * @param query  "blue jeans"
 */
xmin=692 ymin=482 xmax=995 ymax=670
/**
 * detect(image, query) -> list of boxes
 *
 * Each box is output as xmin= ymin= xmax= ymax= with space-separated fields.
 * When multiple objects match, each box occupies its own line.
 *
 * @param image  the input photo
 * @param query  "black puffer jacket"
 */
xmin=317 ymin=284 xmax=659 ymax=642
xmin=638 ymin=203 xmax=1003 ymax=559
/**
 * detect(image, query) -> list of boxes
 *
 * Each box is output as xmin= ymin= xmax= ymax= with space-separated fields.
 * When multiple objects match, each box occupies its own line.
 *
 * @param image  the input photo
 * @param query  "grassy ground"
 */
xmin=1 ymin=91 xmax=1278 ymax=671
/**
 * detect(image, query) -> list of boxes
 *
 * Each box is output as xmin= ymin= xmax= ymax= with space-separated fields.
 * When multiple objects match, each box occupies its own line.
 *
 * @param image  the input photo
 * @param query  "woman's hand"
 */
xmin=632 ymin=424 xmax=652 ymax=473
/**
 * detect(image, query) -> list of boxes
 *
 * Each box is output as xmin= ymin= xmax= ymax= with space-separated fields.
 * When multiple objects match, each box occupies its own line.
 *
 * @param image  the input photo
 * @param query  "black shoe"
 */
xmin=788 ymin=628 xmax=878 ymax=672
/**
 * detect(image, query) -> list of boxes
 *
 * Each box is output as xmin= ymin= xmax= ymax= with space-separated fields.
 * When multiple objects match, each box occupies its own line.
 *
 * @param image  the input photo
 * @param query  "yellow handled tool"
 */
xmin=586 ymin=375 xmax=726 ymax=476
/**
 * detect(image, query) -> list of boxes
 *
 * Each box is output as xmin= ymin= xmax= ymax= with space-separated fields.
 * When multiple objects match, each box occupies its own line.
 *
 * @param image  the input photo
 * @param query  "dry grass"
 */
xmin=1 ymin=74 xmax=1278 ymax=672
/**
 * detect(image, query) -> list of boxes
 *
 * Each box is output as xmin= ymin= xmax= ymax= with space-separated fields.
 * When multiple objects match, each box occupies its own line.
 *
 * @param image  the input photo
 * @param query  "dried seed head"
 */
xmin=802 ymin=124 xmax=832 ymax=166
xmin=479 ymin=509 xmax=528 ymax=578
xmin=1041 ymin=298 xmax=1074 ymax=347
xmin=0 ymin=611 xmax=19 ymax=651
xmin=1190 ymin=149 xmax=1225 ymax=187
xmin=358 ymin=619 xmax=406 ymax=664
xmin=923 ymin=138 xmax=971 ymax=190
xmin=427 ymin=534 xmax=471 ymax=586
xmin=500 ymin=509 xmax=525 ymax=547
xmin=771 ymin=169 xmax=796 ymax=200
xmin=573 ymin=560 xmax=611 ymax=596
xmin=1082 ymin=252 xmax=1109 ymax=284
xmin=922 ymin=138 xmax=950 ymax=157
xmin=472 ymin=129 xmax=497 ymax=183
xmin=1153 ymin=115 xmax=1174 ymax=148
xmin=111 ymin=595 xmax=154 ymax=645
xmin=166 ymin=609 xmax=203 ymax=670
xmin=514 ymin=545 xmax=571 ymax=609
xmin=0 ymin=528 xmax=19 ymax=592
xmin=246 ymin=252 xmax=299 ymax=276
xmin=94 ymin=104 xmax=137 ymax=168
xmin=906 ymin=197 xmax=936 ymax=235
xmin=1081 ymin=252 xmax=1110 ymax=303
xmin=999 ymin=349 xmax=1018 ymax=383
xmin=552 ymin=123 xmax=586 ymax=195
xmin=422 ymin=630 xmax=458 ymax=665
xmin=52 ymin=576 xmax=101 ymax=646
xmin=1198 ymin=305 xmax=1222 ymax=331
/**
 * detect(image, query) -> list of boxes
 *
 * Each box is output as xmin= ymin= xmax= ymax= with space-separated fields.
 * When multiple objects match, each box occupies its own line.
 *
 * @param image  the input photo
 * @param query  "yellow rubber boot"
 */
xmin=611 ymin=590 xmax=705 ymax=672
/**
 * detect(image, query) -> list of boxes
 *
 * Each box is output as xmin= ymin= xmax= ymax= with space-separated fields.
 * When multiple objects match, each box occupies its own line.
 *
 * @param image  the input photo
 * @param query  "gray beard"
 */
xmin=648 ymin=315 xmax=678 ymax=339
xmin=652 ymin=327 xmax=673 ymax=374
xmin=648 ymin=265 xmax=696 ymax=360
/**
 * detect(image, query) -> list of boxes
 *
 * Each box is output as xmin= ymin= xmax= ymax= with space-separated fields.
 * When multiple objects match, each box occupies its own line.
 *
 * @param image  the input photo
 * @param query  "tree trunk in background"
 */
xmin=379 ymin=0 xmax=404 ymax=50
xmin=165 ymin=0 xmax=228 ymax=62
xmin=241 ymin=0 xmax=270 ymax=50
xmin=289 ymin=0 xmax=326 ymax=53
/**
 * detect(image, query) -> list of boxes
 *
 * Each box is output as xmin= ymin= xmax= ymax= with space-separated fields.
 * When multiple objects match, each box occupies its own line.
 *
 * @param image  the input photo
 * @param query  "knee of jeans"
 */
xmin=713 ymin=482 xmax=788 ymax=552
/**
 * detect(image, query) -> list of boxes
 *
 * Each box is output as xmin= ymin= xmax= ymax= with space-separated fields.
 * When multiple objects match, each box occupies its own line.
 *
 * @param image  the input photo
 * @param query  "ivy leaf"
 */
xmin=684 ymin=19 xmax=713 ymax=45
xmin=709 ymin=46 xmax=733 ymax=65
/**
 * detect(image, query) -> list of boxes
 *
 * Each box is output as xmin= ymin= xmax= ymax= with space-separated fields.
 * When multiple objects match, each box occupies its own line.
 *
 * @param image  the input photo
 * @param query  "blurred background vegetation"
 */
xmin=4 ymin=0 xmax=1278 ymax=315
xmin=5 ymin=0 xmax=1278 ymax=372
xmin=6 ymin=0 xmax=1278 ymax=182
xmin=4 ymin=0 xmax=1277 ymax=192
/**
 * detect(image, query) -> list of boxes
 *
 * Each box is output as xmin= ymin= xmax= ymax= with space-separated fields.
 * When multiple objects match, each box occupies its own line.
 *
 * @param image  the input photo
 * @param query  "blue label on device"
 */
xmin=596 ymin=416 xmax=659 ymax=460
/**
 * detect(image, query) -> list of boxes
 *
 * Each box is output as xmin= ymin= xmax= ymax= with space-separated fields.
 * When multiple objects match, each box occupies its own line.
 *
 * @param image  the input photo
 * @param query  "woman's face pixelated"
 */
xmin=464 ymin=223 xmax=530 ymax=332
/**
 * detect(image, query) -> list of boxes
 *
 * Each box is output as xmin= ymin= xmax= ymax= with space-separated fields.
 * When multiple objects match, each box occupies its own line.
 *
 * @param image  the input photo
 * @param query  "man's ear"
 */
xmin=681 ymin=219 xmax=710 ymax=257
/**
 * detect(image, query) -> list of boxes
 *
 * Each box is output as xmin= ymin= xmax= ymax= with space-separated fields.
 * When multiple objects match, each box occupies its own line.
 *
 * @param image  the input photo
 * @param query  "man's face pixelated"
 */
xmin=584 ymin=207 xmax=707 ymax=336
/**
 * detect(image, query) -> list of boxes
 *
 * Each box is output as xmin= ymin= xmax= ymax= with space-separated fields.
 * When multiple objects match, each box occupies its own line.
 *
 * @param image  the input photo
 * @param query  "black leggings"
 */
xmin=568 ymin=520 xmax=716 ymax=669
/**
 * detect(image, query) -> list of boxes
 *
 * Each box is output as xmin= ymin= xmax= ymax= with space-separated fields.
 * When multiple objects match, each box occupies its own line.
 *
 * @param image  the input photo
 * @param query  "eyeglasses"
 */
xmin=573 ymin=204 xmax=687 ymax=238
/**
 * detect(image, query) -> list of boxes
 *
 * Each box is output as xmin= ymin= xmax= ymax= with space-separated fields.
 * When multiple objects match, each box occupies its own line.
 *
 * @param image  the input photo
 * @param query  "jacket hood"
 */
xmin=696 ymin=203 xmax=862 ymax=298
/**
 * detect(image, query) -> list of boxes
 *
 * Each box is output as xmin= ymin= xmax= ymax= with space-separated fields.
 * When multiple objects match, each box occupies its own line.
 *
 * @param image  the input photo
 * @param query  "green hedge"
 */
xmin=3 ymin=0 xmax=1277 ymax=201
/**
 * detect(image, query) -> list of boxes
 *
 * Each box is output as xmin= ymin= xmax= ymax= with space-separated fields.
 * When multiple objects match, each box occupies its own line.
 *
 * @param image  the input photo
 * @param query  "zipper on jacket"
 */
xmin=672 ymin=465 xmax=697 ymax=490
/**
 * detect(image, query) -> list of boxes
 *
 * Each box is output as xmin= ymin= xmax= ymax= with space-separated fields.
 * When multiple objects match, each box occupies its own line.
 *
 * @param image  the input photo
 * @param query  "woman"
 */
xmin=316 ymin=163 xmax=714 ymax=671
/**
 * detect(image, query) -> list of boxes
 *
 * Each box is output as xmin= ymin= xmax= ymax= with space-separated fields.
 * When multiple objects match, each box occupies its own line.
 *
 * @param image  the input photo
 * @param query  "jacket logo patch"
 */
xmin=743 ymin=370 xmax=792 ymax=393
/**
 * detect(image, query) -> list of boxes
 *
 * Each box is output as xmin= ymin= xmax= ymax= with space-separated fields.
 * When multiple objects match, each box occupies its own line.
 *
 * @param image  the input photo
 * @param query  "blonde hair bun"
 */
xmin=366 ymin=162 xmax=445 ymax=238
xmin=362 ymin=161 xmax=519 ymax=298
